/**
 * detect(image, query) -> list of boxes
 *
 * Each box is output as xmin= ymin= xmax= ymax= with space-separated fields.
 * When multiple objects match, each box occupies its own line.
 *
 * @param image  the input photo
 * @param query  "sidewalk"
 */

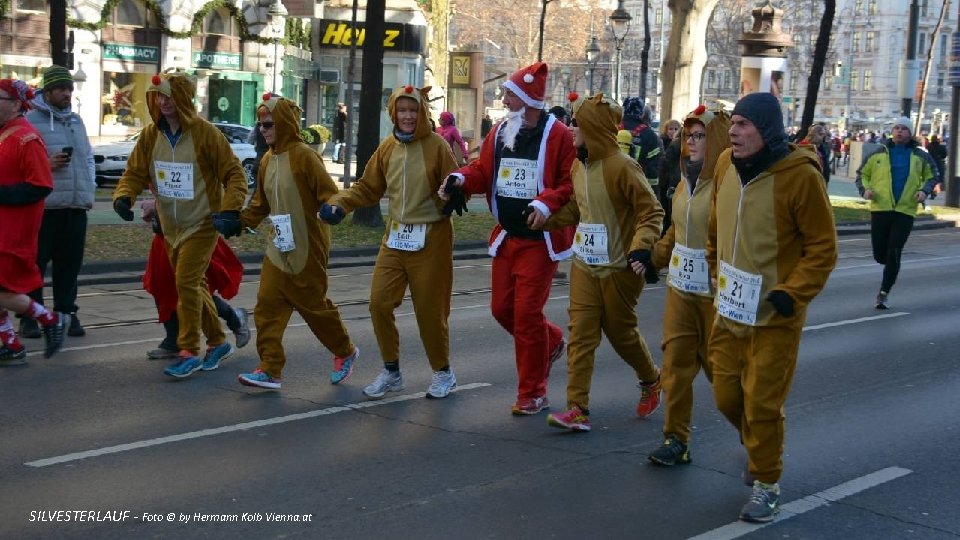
xmin=81 ymin=166 xmax=959 ymax=285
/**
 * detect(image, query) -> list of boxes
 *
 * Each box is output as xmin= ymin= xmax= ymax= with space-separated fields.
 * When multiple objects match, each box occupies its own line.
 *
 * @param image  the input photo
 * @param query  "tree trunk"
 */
xmin=351 ymin=0 xmax=386 ymax=228
xmin=916 ymin=0 xmax=951 ymax=135
xmin=662 ymin=0 xmax=720 ymax=121
xmin=797 ymin=0 xmax=835 ymax=141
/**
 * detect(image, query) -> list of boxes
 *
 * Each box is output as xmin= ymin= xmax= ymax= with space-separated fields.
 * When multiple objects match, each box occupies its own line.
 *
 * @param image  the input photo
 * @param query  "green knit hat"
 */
xmin=42 ymin=65 xmax=74 ymax=91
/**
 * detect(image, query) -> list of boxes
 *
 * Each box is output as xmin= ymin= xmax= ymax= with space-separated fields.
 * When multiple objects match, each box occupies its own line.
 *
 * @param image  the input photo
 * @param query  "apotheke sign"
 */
xmin=192 ymin=51 xmax=242 ymax=70
xmin=103 ymin=43 xmax=159 ymax=63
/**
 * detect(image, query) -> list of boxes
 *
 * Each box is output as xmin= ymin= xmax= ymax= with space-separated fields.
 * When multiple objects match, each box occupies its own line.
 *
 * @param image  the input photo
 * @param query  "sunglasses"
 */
xmin=257 ymin=122 xmax=275 ymax=130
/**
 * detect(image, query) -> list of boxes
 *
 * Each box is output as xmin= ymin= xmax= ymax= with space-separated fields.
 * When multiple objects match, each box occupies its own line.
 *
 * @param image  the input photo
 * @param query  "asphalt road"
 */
xmin=2 ymin=227 xmax=960 ymax=539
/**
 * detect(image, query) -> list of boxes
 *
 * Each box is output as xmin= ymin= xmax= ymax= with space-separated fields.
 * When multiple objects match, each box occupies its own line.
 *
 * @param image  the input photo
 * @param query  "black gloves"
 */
xmin=442 ymin=176 xmax=469 ymax=217
xmin=212 ymin=210 xmax=242 ymax=238
xmin=113 ymin=197 xmax=134 ymax=221
xmin=319 ymin=203 xmax=346 ymax=225
xmin=766 ymin=290 xmax=795 ymax=317
xmin=627 ymin=249 xmax=659 ymax=284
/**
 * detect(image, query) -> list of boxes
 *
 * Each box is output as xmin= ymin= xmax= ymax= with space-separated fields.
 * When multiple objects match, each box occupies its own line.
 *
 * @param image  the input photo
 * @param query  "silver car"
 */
xmin=93 ymin=124 xmax=257 ymax=188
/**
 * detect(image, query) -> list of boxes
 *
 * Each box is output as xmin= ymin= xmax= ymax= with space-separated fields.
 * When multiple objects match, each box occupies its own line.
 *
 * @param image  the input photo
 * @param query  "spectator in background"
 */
xmin=926 ymin=134 xmax=947 ymax=195
xmin=332 ymin=102 xmax=347 ymax=164
xmin=659 ymin=119 xmax=683 ymax=234
xmin=480 ymin=113 xmax=493 ymax=139
xmin=621 ymin=98 xmax=662 ymax=193
xmin=21 ymin=65 xmax=95 ymax=339
xmin=800 ymin=123 xmax=831 ymax=184
xmin=436 ymin=111 xmax=469 ymax=166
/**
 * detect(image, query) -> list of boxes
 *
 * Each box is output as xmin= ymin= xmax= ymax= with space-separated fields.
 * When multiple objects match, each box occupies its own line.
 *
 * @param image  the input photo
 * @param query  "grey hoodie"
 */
xmin=24 ymin=90 xmax=96 ymax=210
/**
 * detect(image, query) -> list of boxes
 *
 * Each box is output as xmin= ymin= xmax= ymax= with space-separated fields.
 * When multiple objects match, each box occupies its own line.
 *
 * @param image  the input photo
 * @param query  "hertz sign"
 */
xmin=318 ymin=20 xmax=425 ymax=55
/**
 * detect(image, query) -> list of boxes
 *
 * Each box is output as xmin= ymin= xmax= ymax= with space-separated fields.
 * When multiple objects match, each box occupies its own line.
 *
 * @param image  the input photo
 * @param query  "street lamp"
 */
xmin=267 ymin=0 xmax=287 ymax=95
xmin=585 ymin=36 xmax=600 ymax=94
xmin=72 ymin=63 xmax=86 ymax=113
xmin=608 ymin=0 xmax=632 ymax=103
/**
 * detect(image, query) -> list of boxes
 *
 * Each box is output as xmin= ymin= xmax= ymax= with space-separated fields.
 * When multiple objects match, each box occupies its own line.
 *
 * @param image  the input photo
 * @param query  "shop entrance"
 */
xmin=208 ymin=78 xmax=258 ymax=127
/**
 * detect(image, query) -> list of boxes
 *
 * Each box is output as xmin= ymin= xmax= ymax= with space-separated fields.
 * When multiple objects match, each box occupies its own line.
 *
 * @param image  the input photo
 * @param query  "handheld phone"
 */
xmin=62 ymin=147 xmax=73 ymax=161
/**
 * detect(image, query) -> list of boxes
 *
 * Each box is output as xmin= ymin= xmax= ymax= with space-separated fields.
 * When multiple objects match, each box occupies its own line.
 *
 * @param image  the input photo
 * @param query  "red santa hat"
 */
xmin=503 ymin=62 xmax=548 ymax=110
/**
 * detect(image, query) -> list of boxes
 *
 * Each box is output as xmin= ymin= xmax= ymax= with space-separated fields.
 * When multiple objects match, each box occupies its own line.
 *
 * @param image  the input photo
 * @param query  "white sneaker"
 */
xmin=363 ymin=369 xmax=404 ymax=399
xmin=426 ymin=369 xmax=457 ymax=399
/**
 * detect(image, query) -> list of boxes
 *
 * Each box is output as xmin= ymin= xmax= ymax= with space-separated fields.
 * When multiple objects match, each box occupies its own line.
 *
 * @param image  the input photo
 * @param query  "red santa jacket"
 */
xmin=453 ymin=113 xmax=575 ymax=261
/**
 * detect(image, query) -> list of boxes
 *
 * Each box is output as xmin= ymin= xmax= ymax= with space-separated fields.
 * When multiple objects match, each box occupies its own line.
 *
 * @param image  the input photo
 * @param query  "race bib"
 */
xmin=154 ymin=161 xmax=194 ymax=199
xmin=496 ymin=158 xmax=539 ymax=199
xmin=717 ymin=261 xmax=762 ymax=325
xmin=386 ymin=221 xmax=426 ymax=251
xmin=573 ymin=223 xmax=609 ymax=265
xmin=270 ymin=214 xmax=295 ymax=252
xmin=668 ymin=243 xmax=710 ymax=293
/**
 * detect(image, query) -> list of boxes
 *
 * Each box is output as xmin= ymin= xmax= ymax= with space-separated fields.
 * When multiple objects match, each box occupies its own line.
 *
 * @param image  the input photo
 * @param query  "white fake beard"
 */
xmin=499 ymin=108 xmax=524 ymax=151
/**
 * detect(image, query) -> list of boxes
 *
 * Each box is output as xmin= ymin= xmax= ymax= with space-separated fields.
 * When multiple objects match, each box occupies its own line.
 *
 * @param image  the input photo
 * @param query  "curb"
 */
xmin=72 ymin=241 xmax=491 ymax=287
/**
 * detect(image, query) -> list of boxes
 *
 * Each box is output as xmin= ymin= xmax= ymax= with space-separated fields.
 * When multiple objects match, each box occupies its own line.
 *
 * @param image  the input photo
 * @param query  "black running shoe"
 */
xmin=649 ymin=435 xmax=691 ymax=466
xmin=875 ymin=291 xmax=889 ymax=310
xmin=19 ymin=317 xmax=40 ymax=339
xmin=42 ymin=313 xmax=66 ymax=358
xmin=67 ymin=313 xmax=86 ymax=337
xmin=0 ymin=345 xmax=27 ymax=366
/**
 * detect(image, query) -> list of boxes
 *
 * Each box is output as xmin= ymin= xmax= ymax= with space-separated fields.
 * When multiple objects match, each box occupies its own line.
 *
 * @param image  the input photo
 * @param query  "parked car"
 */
xmin=93 ymin=125 xmax=257 ymax=189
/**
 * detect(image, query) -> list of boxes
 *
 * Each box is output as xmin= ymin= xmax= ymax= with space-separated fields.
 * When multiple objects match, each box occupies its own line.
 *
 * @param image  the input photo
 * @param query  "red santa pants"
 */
xmin=490 ymin=237 xmax=564 ymax=400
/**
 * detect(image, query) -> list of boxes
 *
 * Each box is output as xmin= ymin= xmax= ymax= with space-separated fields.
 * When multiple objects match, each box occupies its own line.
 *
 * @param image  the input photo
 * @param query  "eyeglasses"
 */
xmin=686 ymin=132 xmax=707 ymax=142
xmin=257 ymin=122 xmax=275 ymax=130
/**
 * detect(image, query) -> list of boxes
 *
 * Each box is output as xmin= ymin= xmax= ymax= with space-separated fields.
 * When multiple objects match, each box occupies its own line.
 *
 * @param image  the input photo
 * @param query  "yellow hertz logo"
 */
xmin=670 ymin=254 xmax=679 ymax=267
xmin=157 ymin=170 xmax=166 ymax=180
xmin=718 ymin=275 xmax=727 ymax=289
xmin=391 ymin=222 xmax=399 ymax=231
xmin=574 ymin=232 xmax=582 ymax=243
xmin=500 ymin=167 xmax=511 ymax=178
xmin=321 ymin=23 xmax=400 ymax=48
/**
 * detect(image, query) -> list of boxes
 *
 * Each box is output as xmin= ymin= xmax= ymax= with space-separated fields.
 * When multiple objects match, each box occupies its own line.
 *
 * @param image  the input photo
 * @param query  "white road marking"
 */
xmin=25 ymin=382 xmax=492 ymax=468
xmin=803 ymin=312 xmax=909 ymax=331
xmin=688 ymin=466 xmax=912 ymax=540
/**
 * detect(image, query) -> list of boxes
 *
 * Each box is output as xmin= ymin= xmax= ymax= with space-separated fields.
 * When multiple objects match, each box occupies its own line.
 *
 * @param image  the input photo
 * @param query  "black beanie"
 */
xmin=732 ymin=92 xmax=787 ymax=156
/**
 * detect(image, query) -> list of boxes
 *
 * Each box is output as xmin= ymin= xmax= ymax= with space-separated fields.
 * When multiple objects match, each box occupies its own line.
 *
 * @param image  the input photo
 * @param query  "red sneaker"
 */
xmin=547 ymin=405 xmax=591 ymax=432
xmin=511 ymin=396 xmax=550 ymax=416
xmin=636 ymin=376 xmax=662 ymax=418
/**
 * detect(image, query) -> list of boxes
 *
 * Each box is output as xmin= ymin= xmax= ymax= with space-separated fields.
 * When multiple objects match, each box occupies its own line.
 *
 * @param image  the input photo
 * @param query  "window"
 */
xmin=825 ymin=73 xmax=833 ymax=91
xmin=789 ymin=72 xmax=797 ymax=93
xmin=942 ymin=34 xmax=949 ymax=61
xmin=919 ymin=33 xmax=926 ymax=55
xmin=204 ymin=7 xmax=236 ymax=36
xmin=868 ymin=0 xmax=877 ymax=16
xmin=15 ymin=0 xmax=46 ymax=12
xmin=855 ymin=0 xmax=863 ymax=16
xmin=866 ymin=31 xmax=876 ymax=52
xmin=852 ymin=32 xmax=860 ymax=53
xmin=851 ymin=70 xmax=859 ymax=92
xmin=115 ymin=0 xmax=157 ymax=27
xmin=708 ymin=70 xmax=716 ymax=89
xmin=921 ymin=0 xmax=928 ymax=17
xmin=655 ymin=9 xmax=662 ymax=25
xmin=864 ymin=69 xmax=872 ymax=91
xmin=724 ymin=70 xmax=732 ymax=89
xmin=938 ymin=76 xmax=945 ymax=98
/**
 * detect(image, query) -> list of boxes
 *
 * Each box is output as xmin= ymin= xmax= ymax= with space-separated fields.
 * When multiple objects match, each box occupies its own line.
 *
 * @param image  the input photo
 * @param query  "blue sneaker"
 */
xmin=238 ymin=368 xmax=281 ymax=389
xmin=426 ymin=368 xmax=457 ymax=399
xmin=330 ymin=347 xmax=359 ymax=384
xmin=164 ymin=355 xmax=202 ymax=378
xmin=201 ymin=342 xmax=235 ymax=371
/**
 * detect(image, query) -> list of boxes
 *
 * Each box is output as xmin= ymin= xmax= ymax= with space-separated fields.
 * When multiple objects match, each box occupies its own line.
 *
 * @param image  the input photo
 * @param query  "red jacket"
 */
xmin=0 ymin=116 xmax=52 ymax=293
xmin=454 ymin=113 xmax=576 ymax=261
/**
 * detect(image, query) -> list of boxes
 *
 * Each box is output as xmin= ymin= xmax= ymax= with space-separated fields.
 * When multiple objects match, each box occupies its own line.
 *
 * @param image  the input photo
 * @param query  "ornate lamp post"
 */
xmin=608 ymin=0 xmax=632 ymax=103
xmin=267 ymin=0 xmax=287 ymax=94
xmin=586 ymin=36 xmax=600 ymax=95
